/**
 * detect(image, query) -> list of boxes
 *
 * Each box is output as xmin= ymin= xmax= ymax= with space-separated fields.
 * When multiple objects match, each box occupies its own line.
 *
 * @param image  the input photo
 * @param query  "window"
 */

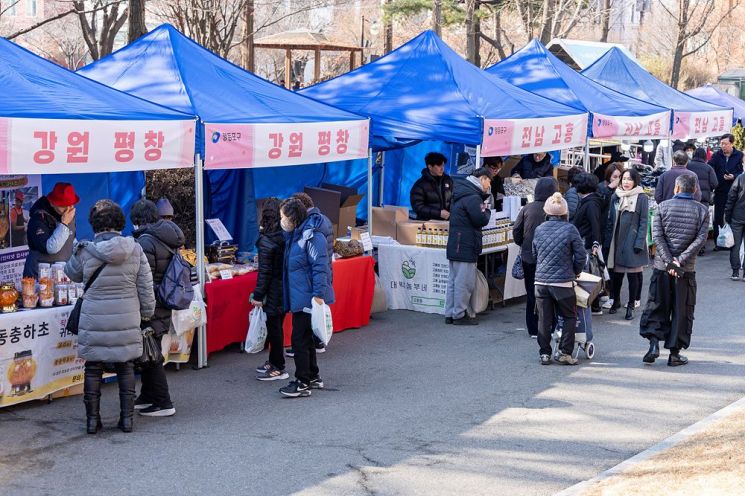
xmin=26 ymin=0 xmax=37 ymax=17
xmin=8 ymin=0 xmax=18 ymax=15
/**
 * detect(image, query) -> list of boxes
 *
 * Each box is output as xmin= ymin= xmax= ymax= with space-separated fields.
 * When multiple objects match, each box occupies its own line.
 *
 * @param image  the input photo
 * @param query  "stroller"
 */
xmin=553 ymin=307 xmax=595 ymax=361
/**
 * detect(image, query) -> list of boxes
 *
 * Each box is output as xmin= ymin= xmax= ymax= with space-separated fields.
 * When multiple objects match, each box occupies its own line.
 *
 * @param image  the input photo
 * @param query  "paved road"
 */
xmin=1 ymin=248 xmax=744 ymax=496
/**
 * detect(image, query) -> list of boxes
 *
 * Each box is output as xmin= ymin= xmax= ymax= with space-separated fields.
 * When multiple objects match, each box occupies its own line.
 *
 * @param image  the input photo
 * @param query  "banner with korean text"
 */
xmin=591 ymin=111 xmax=671 ymax=140
xmin=0 ymin=175 xmax=42 ymax=285
xmin=672 ymin=109 xmax=733 ymax=140
xmin=0 ymin=306 xmax=83 ymax=408
xmin=481 ymin=114 xmax=588 ymax=157
xmin=0 ymin=118 xmax=196 ymax=174
xmin=203 ymin=120 xmax=370 ymax=169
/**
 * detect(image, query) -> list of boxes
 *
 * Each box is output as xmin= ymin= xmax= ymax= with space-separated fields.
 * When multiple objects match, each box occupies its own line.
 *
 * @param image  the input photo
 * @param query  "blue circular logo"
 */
xmin=211 ymin=131 xmax=221 ymax=143
xmin=488 ymin=127 xmax=494 ymax=136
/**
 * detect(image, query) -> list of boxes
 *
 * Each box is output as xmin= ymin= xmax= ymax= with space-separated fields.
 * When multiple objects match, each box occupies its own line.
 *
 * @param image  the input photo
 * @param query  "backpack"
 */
xmin=142 ymin=234 xmax=194 ymax=310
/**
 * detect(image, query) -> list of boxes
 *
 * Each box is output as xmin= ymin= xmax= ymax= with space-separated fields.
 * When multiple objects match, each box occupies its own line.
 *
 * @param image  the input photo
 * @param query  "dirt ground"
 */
xmin=579 ymin=404 xmax=745 ymax=496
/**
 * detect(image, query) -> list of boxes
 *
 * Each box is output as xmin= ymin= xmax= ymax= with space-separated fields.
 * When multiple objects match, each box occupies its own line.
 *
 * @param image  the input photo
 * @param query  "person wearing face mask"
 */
xmin=604 ymin=169 xmax=649 ymax=320
xmin=444 ymin=168 xmax=493 ymax=326
xmin=709 ymin=134 xmax=744 ymax=248
xmin=23 ymin=182 xmax=79 ymax=278
xmin=512 ymin=152 xmax=553 ymax=179
xmin=278 ymin=198 xmax=334 ymax=398
xmin=655 ymin=151 xmax=702 ymax=204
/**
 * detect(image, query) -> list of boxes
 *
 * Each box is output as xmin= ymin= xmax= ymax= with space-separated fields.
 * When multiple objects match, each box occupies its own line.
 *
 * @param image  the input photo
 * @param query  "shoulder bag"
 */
xmin=65 ymin=263 xmax=107 ymax=336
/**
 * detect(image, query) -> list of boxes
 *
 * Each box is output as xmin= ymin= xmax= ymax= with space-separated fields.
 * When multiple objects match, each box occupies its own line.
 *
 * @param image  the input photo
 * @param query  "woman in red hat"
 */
xmin=23 ymin=182 xmax=79 ymax=278
xmin=10 ymin=190 xmax=27 ymax=247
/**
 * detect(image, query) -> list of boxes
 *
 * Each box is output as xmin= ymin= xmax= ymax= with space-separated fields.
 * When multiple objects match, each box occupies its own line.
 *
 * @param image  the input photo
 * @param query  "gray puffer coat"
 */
xmin=65 ymin=232 xmax=155 ymax=362
xmin=652 ymin=196 xmax=709 ymax=273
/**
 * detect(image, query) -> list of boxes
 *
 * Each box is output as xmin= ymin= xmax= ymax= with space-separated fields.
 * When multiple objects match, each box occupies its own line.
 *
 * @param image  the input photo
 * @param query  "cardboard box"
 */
xmin=350 ymin=226 xmax=368 ymax=240
xmin=305 ymin=183 xmax=363 ymax=237
xmin=396 ymin=220 xmax=424 ymax=245
xmin=371 ymin=206 xmax=409 ymax=239
xmin=424 ymin=220 xmax=449 ymax=231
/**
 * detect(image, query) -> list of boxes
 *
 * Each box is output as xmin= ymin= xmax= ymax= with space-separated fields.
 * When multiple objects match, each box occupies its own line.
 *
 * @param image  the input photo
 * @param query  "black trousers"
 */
xmin=138 ymin=362 xmax=173 ymax=409
xmin=713 ymin=192 xmax=727 ymax=242
xmin=85 ymin=361 xmax=135 ymax=409
xmin=266 ymin=313 xmax=286 ymax=370
xmin=291 ymin=311 xmax=319 ymax=384
xmin=611 ymin=271 xmax=642 ymax=307
xmin=639 ymin=269 xmax=697 ymax=351
xmin=522 ymin=262 xmax=538 ymax=336
xmin=536 ymin=285 xmax=576 ymax=356
xmin=729 ymin=221 xmax=745 ymax=270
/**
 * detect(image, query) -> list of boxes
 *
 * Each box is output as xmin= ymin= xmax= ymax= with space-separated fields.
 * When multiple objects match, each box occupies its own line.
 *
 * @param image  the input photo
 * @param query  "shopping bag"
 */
xmin=311 ymin=299 xmax=334 ymax=346
xmin=469 ymin=270 xmax=490 ymax=316
xmin=575 ymin=272 xmax=603 ymax=308
xmin=244 ymin=306 xmax=267 ymax=353
xmin=511 ymin=253 xmax=525 ymax=280
xmin=136 ymin=327 xmax=163 ymax=367
xmin=717 ymin=224 xmax=735 ymax=249
xmin=371 ymin=274 xmax=388 ymax=315
xmin=170 ymin=286 xmax=206 ymax=336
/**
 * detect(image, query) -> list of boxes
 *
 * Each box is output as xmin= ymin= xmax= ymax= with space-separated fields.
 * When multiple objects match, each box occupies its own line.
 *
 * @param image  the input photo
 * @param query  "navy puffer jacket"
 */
xmin=532 ymin=217 xmax=587 ymax=284
xmin=283 ymin=217 xmax=335 ymax=313
xmin=446 ymin=177 xmax=491 ymax=263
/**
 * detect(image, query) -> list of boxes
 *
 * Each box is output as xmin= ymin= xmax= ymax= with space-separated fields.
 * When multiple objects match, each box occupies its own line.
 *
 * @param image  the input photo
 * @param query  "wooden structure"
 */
xmin=254 ymin=30 xmax=363 ymax=89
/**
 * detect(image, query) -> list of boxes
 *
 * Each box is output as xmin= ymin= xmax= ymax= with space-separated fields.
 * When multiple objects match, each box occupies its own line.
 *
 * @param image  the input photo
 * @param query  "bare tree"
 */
xmin=128 ymin=0 xmax=147 ymax=42
xmin=599 ymin=0 xmax=612 ymax=42
xmin=74 ymin=0 xmax=128 ymax=60
xmin=510 ymin=0 xmax=588 ymax=44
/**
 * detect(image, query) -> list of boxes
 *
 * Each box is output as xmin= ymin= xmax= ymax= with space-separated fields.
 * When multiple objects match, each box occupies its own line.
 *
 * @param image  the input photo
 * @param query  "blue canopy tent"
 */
xmin=582 ymin=48 xmax=733 ymax=140
xmin=301 ymin=30 xmax=588 ymax=206
xmin=685 ymin=85 xmax=745 ymax=123
xmin=486 ymin=39 xmax=671 ymax=146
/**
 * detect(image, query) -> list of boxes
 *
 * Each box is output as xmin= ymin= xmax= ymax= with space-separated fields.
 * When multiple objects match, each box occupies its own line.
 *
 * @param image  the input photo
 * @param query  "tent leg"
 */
xmin=475 ymin=144 xmax=481 ymax=169
xmin=583 ymin=141 xmax=590 ymax=171
xmin=367 ymin=148 xmax=373 ymax=235
xmin=379 ymin=151 xmax=385 ymax=207
xmin=194 ymin=154 xmax=208 ymax=369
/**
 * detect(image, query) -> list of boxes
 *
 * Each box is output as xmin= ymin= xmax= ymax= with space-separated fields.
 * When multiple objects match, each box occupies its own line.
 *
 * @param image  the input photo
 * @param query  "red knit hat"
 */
xmin=46 ymin=183 xmax=79 ymax=207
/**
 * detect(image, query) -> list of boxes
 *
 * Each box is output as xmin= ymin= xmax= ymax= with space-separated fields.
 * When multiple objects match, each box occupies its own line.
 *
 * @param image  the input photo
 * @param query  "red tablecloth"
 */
xmin=205 ymin=255 xmax=375 ymax=355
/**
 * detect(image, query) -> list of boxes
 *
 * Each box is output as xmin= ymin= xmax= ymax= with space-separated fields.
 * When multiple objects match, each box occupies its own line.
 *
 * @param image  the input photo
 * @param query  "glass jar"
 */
xmin=0 ymin=282 xmax=19 ymax=313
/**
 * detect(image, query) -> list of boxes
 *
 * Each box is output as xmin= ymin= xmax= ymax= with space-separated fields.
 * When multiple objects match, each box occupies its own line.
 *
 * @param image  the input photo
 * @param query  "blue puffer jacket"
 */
xmin=306 ymin=207 xmax=334 ymax=264
xmin=283 ymin=216 xmax=335 ymax=313
xmin=532 ymin=217 xmax=587 ymax=284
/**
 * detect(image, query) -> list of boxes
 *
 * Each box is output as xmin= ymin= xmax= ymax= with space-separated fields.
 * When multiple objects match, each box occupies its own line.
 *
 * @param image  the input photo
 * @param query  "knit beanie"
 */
xmin=543 ymin=192 xmax=568 ymax=216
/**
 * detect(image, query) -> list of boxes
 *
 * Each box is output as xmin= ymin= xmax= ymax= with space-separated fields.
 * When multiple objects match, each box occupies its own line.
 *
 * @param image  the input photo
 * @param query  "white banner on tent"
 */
xmin=591 ymin=111 xmax=671 ymax=140
xmin=203 ymin=120 xmax=370 ymax=169
xmin=0 ymin=118 xmax=196 ymax=174
xmin=481 ymin=114 xmax=588 ymax=157
xmin=672 ymin=109 xmax=733 ymax=139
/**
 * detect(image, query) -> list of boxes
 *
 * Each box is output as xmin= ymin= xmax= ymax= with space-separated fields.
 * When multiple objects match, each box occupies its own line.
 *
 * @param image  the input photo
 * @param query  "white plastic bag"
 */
xmin=311 ymin=299 xmax=333 ymax=346
xmin=244 ymin=306 xmax=267 ymax=353
xmin=170 ymin=286 xmax=206 ymax=336
xmin=468 ymin=269 xmax=489 ymax=316
xmin=717 ymin=224 xmax=735 ymax=249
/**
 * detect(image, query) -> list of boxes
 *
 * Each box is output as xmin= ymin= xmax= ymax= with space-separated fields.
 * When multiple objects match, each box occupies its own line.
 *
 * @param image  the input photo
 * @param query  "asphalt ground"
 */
xmin=1 ymin=244 xmax=744 ymax=496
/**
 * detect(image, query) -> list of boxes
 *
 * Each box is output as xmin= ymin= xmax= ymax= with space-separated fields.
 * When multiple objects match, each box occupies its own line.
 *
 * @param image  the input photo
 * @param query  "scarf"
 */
xmin=466 ymin=175 xmax=488 ymax=193
xmin=615 ymin=186 xmax=644 ymax=214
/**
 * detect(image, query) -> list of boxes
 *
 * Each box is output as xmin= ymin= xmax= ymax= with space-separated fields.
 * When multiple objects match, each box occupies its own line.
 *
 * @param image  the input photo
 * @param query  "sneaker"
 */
xmin=134 ymin=398 xmax=152 ymax=411
xmin=285 ymin=348 xmax=295 ymax=358
xmin=445 ymin=317 xmax=453 ymax=324
xmin=592 ymin=309 xmax=603 ymax=316
xmin=138 ymin=405 xmax=176 ymax=417
xmin=634 ymin=300 xmax=641 ymax=309
xmin=732 ymin=269 xmax=741 ymax=281
xmin=452 ymin=315 xmax=479 ymax=326
xmin=601 ymin=298 xmax=614 ymax=309
xmin=280 ymin=380 xmax=311 ymax=398
xmin=555 ymin=353 xmax=578 ymax=365
xmin=257 ymin=366 xmax=289 ymax=381
xmin=315 ymin=344 xmax=326 ymax=354
xmin=540 ymin=354 xmax=551 ymax=365
xmin=255 ymin=360 xmax=272 ymax=374
xmin=309 ymin=377 xmax=324 ymax=389
xmin=599 ymin=295 xmax=609 ymax=303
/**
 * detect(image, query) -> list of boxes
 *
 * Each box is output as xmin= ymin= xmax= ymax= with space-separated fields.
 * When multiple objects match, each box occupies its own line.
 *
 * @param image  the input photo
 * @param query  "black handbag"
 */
xmin=136 ymin=327 xmax=163 ymax=367
xmin=65 ymin=263 xmax=107 ymax=336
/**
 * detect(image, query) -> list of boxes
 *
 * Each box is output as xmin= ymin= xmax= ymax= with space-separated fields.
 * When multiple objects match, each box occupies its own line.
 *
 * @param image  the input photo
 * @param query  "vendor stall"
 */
xmin=205 ymin=255 xmax=375 ymax=355
xmin=0 ymin=37 xmax=195 ymax=408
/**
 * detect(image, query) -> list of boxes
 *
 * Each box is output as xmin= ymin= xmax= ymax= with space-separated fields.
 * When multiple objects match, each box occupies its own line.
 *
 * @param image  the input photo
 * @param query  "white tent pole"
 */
xmin=584 ymin=140 xmax=590 ymax=171
xmin=379 ymin=151 xmax=385 ymax=206
xmin=194 ymin=154 xmax=208 ymax=369
xmin=367 ymin=148 xmax=373 ymax=235
xmin=475 ymin=144 xmax=481 ymax=168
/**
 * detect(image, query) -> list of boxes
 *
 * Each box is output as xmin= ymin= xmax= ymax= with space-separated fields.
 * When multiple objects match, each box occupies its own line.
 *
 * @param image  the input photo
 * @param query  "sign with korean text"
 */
xmin=672 ymin=109 xmax=733 ymax=140
xmin=378 ymin=244 xmax=450 ymax=315
xmin=482 ymin=114 xmax=588 ymax=157
xmin=0 ymin=118 xmax=196 ymax=174
xmin=0 ymin=306 xmax=83 ymax=408
xmin=0 ymin=175 xmax=42 ymax=283
xmin=592 ymin=111 xmax=671 ymax=139
xmin=203 ymin=120 xmax=370 ymax=169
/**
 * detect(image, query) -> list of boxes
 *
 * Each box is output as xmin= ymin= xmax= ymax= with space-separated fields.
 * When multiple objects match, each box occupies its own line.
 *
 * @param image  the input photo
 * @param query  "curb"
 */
xmin=555 ymin=395 xmax=745 ymax=496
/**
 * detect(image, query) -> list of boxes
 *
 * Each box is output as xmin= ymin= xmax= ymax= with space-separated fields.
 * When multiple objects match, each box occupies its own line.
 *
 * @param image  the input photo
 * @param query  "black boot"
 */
xmin=624 ymin=304 xmax=634 ymax=321
xmin=643 ymin=338 xmax=660 ymax=363
xmin=83 ymin=362 xmax=103 ymax=434
xmin=116 ymin=362 xmax=136 ymax=433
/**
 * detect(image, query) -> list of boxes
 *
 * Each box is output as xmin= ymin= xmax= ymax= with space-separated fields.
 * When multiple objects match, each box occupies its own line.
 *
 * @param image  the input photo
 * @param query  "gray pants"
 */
xmin=730 ymin=221 xmax=745 ymax=270
xmin=445 ymin=261 xmax=476 ymax=320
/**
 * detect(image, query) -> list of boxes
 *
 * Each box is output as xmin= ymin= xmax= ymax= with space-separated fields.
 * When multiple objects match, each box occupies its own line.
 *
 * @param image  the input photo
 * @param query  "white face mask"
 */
xmin=280 ymin=218 xmax=294 ymax=232
xmin=686 ymin=151 xmax=693 ymax=159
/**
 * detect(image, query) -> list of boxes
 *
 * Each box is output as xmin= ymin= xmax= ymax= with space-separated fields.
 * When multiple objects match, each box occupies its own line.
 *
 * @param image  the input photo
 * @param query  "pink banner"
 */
xmin=204 ymin=120 xmax=370 ymax=169
xmin=672 ymin=109 xmax=733 ymax=139
xmin=592 ymin=111 xmax=671 ymax=139
xmin=482 ymin=114 xmax=588 ymax=157
xmin=0 ymin=118 xmax=195 ymax=174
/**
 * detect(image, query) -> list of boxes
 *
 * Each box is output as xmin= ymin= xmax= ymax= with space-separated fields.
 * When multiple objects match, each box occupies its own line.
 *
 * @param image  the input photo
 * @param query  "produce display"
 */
xmin=415 ymin=220 xmax=513 ymax=250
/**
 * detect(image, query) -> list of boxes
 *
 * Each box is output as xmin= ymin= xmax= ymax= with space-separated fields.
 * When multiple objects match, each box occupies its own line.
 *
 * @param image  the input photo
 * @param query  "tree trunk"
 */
xmin=242 ymin=0 xmax=255 ymax=72
xmin=670 ymin=31 xmax=685 ymax=89
xmin=465 ymin=0 xmax=476 ymax=63
xmin=538 ymin=0 xmax=554 ymax=44
xmin=384 ymin=0 xmax=393 ymax=53
xmin=473 ymin=1 xmax=481 ymax=66
xmin=493 ymin=8 xmax=506 ymax=59
xmin=432 ymin=0 xmax=442 ymax=36
xmin=599 ymin=0 xmax=610 ymax=42
xmin=128 ymin=0 xmax=147 ymax=43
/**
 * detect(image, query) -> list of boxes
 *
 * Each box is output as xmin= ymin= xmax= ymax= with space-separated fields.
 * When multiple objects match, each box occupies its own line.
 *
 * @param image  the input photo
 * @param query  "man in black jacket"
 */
xmin=708 ymin=134 xmax=744 ymax=247
xmin=445 ymin=168 xmax=492 ymax=325
xmin=410 ymin=152 xmax=453 ymax=220
xmin=724 ymin=172 xmax=745 ymax=280
xmin=687 ymin=147 xmax=718 ymax=256
xmin=573 ymin=173 xmax=605 ymax=315
xmin=513 ymin=152 xmax=553 ymax=179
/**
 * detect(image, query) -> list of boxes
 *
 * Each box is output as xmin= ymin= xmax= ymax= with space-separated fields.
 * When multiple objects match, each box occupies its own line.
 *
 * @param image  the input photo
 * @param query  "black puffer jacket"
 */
xmin=513 ymin=178 xmax=557 ymax=265
xmin=708 ymin=148 xmax=744 ymax=194
xmin=725 ymin=174 xmax=745 ymax=224
xmin=253 ymin=229 xmax=285 ymax=316
xmin=652 ymin=195 xmax=709 ymax=272
xmin=687 ymin=158 xmax=718 ymax=204
xmin=410 ymin=168 xmax=453 ymax=220
xmin=446 ymin=177 xmax=491 ymax=263
xmin=514 ymin=154 xmax=553 ymax=179
xmin=573 ymin=192 xmax=604 ymax=249
xmin=133 ymin=220 xmax=186 ymax=337
xmin=532 ymin=217 xmax=587 ymax=284
xmin=23 ymin=196 xmax=76 ymax=278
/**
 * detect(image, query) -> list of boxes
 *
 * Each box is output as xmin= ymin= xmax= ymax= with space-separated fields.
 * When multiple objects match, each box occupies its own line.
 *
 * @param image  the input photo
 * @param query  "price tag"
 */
xmin=360 ymin=232 xmax=373 ymax=252
xmin=219 ymin=269 xmax=233 ymax=280
xmin=206 ymin=218 xmax=233 ymax=241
